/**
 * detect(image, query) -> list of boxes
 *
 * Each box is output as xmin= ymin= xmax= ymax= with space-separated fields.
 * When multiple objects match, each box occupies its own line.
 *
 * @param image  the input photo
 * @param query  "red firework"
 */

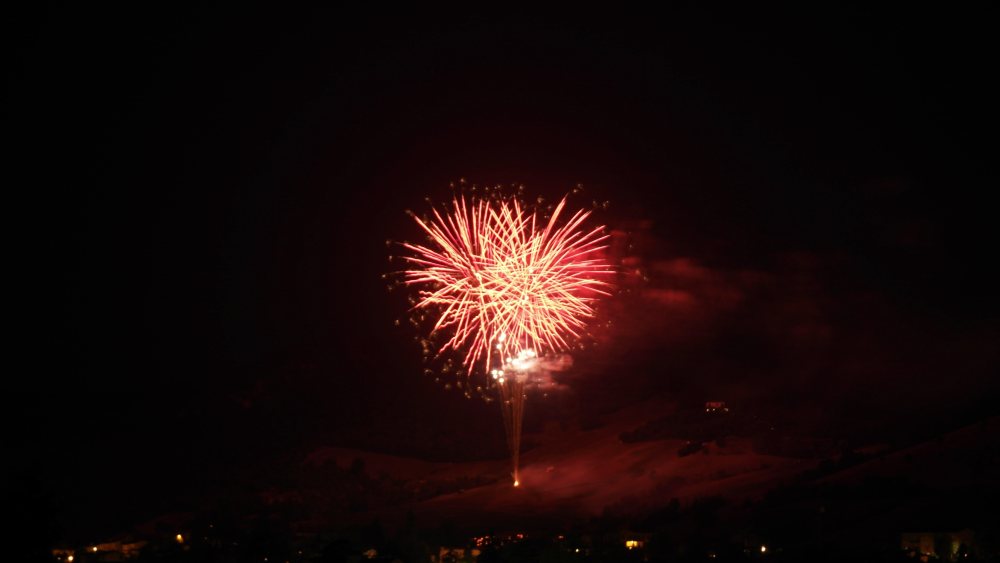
xmin=402 ymin=194 xmax=612 ymax=377
xmin=399 ymin=189 xmax=612 ymax=486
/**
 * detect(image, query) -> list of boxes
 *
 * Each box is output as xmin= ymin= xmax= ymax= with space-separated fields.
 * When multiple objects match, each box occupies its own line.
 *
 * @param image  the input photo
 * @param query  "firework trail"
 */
xmin=400 ymin=190 xmax=612 ymax=485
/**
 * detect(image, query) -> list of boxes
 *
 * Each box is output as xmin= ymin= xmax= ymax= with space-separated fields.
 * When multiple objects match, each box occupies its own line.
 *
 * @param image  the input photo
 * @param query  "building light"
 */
xmin=761 ymin=545 xmax=767 ymax=553
xmin=625 ymin=540 xmax=640 ymax=550
xmin=176 ymin=534 xmax=184 ymax=544
xmin=67 ymin=557 xmax=74 ymax=562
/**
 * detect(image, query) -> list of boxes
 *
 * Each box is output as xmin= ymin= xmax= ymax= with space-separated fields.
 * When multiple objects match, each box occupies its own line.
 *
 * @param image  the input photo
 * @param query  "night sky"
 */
xmin=13 ymin=5 xmax=999 ymax=546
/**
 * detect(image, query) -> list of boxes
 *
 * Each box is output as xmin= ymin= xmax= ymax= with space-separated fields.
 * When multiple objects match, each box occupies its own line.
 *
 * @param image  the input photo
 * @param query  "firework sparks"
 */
xmin=400 ymin=189 xmax=613 ymax=484
xmin=402 ymin=195 xmax=611 ymax=374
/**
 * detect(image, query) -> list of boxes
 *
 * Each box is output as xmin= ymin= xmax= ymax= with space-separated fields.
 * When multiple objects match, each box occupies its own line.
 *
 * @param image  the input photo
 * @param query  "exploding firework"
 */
xmin=398 ymin=186 xmax=613 ymax=485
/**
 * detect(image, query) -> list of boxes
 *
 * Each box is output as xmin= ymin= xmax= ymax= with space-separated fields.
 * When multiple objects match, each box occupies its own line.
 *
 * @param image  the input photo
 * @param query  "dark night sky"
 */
xmin=11 ymin=5 xmax=999 ymax=542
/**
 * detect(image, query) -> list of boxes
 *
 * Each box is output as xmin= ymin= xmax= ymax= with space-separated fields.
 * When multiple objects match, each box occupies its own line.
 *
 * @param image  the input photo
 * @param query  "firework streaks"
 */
xmin=402 ymin=195 xmax=612 ymax=376
xmin=399 ymin=191 xmax=612 ymax=485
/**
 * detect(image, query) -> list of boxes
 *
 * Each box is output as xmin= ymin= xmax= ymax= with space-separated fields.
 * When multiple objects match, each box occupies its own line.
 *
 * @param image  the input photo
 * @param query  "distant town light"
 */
xmin=761 ymin=545 xmax=767 ymax=553
xmin=176 ymin=534 xmax=184 ymax=544
xmin=67 ymin=557 xmax=74 ymax=562
xmin=625 ymin=540 xmax=640 ymax=550
xmin=91 ymin=547 xmax=98 ymax=553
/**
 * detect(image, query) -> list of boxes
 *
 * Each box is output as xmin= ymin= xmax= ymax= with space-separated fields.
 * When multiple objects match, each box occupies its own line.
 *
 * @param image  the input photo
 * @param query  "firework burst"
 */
xmin=397 ymin=186 xmax=613 ymax=484
xmin=402 ymin=194 xmax=611 ymax=373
